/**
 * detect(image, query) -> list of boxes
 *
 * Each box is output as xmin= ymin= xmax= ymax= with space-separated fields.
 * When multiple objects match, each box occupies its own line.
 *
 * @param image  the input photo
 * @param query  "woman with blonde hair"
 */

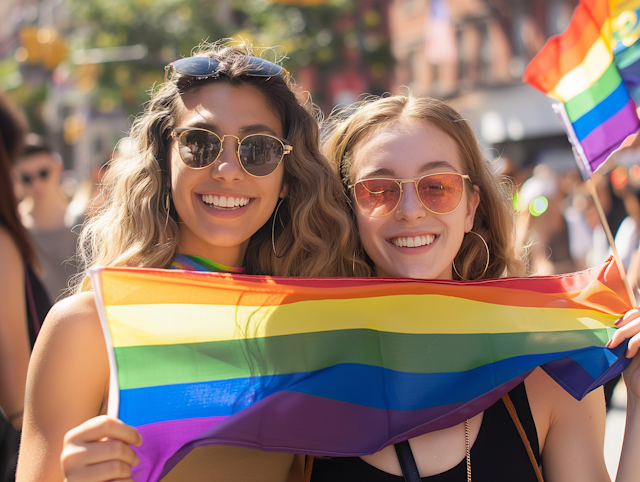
xmin=314 ymin=93 xmax=640 ymax=481
xmin=16 ymin=42 xmax=368 ymax=482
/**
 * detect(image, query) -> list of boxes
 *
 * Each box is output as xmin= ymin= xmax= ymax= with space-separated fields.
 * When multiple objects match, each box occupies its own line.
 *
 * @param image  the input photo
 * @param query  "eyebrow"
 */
xmin=417 ymin=160 xmax=460 ymax=174
xmin=359 ymin=160 xmax=461 ymax=178
xmin=181 ymin=121 xmax=278 ymax=137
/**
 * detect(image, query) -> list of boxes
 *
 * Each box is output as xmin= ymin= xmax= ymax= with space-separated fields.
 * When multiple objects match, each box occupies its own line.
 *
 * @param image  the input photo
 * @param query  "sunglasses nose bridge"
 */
xmin=214 ymin=135 xmax=247 ymax=174
xmin=394 ymin=178 xmax=430 ymax=216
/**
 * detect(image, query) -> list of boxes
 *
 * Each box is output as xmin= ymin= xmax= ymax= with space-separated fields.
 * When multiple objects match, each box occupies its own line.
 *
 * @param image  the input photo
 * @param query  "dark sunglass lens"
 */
xmin=173 ymin=57 xmax=220 ymax=77
xmin=244 ymin=57 xmax=283 ymax=77
xmin=238 ymin=135 xmax=284 ymax=176
xmin=355 ymin=179 xmax=401 ymax=217
xmin=417 ymin=174 xmax=463 ymax=213
xmin=178 ymin=130 xmax=221 ymax=168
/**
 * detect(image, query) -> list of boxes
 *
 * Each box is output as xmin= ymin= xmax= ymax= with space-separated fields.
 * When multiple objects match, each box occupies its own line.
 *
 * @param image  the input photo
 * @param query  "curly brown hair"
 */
xmin=75 ymin=41 xmax=370 ymax=291
xmin=322 ymin=93 xmax=524 ymax=280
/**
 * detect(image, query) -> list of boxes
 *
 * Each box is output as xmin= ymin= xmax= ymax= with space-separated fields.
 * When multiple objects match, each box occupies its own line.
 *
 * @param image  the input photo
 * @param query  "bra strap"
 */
xmin=394 ymin=440 xmax=422 ymax=482
xmin=502 ymin=394 xmax=544 ymax=482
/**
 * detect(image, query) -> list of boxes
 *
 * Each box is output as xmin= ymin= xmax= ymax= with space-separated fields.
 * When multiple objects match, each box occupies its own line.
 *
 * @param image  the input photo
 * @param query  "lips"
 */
xmin=390 ymin=234 xmax=435 ymax=248
xmin=201 ymin=194 xmax=250 ymax=209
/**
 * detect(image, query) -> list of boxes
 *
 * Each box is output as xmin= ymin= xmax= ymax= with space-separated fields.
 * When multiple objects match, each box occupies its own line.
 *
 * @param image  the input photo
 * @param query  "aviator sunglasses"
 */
xmin=20 ymin=168 xmax=50 ymax=185
xmin=349 ymin=172 xmax=471 ymax=217
xmin=170 ymin=128 xmax=293 ymax=177
xmin=164 ymin=56 xmax=284 ymax=83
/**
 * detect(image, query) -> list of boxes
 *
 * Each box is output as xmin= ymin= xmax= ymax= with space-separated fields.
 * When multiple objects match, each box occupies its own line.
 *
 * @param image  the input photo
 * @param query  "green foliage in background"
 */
xmin=62 ymin=0 xmax=391 ymax=115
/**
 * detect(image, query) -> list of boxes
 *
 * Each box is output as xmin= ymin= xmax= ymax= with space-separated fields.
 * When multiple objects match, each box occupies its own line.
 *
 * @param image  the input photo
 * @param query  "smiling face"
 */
xmin=170 ymin=82 xmax=287 ymax=266
xmin=349 ymin=119 xmax=479 ymax=280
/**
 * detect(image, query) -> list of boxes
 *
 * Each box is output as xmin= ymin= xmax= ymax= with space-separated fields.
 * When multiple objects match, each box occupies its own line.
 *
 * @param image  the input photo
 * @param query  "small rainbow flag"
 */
xmin=523 ymin=0 xmax=640 ymax=179
xmin=91 ymin=258 xmax=632 ymax=482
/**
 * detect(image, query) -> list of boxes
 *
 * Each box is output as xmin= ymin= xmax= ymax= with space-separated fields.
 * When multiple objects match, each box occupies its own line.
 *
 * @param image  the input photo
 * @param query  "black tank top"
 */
xmin=25 ymin=263 xmax=51 ymax=347
xmin=311 ymin=382 xmax=540 ymax=481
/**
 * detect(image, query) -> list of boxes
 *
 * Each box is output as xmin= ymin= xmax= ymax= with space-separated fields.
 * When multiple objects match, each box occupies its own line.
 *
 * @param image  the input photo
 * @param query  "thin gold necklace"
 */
xmin=465 ymin=419 xmax=471 ymax=481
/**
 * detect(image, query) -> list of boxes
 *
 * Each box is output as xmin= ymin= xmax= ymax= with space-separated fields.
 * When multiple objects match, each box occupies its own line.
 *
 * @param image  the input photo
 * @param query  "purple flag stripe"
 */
xmin=133 ymin=416 xmax=229 ymax=481
xmin=140 ymin=374 xmax=528 ymax=481
xmin=580 ymin=99 xmax=640 ymax=172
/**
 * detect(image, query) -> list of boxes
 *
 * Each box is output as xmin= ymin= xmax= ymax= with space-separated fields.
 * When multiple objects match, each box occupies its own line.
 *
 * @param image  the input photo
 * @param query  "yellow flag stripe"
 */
xmin=106 ymin=295 xmax=618 ymax=347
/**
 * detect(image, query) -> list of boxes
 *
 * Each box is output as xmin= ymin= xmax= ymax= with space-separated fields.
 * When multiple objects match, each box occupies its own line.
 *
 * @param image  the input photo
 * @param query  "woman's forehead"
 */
xmin=174 ymin=83 xmax=283 ymax=136
xmin=350 ymin=119 xmax=462 ymax=175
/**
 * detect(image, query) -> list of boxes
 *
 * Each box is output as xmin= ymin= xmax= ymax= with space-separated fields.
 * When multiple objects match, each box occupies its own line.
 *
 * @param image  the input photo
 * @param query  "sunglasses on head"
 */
xmin=20 ymin=168 xmax=50 ymax=185
xmin=164 ymin=56 xmax=284 ymax=83
xmin=170 ymin=127 xmax=293 ymax=177
xmin=349 ymin=172 xmax=471 ymax=217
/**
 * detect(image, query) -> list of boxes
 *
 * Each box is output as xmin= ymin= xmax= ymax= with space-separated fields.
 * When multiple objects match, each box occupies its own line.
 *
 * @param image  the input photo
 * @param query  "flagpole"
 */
xmin=585 ymin=177 xmax=637 ymax=308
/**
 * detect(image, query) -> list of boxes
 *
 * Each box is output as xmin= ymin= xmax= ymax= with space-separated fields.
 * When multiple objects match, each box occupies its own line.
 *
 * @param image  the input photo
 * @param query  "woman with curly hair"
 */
xmin=16 ymin=43 xmax=369 ymax=482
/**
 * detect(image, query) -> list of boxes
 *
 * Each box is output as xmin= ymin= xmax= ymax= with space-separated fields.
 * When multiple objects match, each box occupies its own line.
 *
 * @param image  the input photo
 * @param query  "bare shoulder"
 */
xmin=524 ymin=367 xmax=608 ymax=480
xmin=30 ymin=290 xmax=108 ymax=392
xmin=525 ymin=366 xmax=605 ymax=416
xmin=0 ymin=227 xmax=22 ymax=269
xmin=44 ymin=290 xmax=99 ymax=325
xmin=37 ymin=290 xmax=100 ymax=341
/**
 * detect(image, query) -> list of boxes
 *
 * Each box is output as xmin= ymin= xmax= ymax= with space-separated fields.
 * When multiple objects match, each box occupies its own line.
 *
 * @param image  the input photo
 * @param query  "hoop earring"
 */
xmin=164 ymin=190 xmax=172 ymax=229
xmin=452 ymin=231 xmax=490 ymax=281
xmin=271 ymin=198 xmax=285 ymax=259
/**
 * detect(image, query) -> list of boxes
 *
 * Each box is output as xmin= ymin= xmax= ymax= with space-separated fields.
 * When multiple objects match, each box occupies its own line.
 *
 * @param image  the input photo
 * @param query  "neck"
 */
xmin=21 ymin=192 xmax=69 ymax=230
xmin=176 ymin=241 xmax=246 ymax=270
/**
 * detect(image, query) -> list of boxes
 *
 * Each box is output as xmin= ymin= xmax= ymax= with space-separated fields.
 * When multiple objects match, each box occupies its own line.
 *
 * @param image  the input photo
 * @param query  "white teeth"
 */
xmin=201 ymin=194 xmax=250 ymax=209
xmin=391 ymin=235 xmax=435 ymax=248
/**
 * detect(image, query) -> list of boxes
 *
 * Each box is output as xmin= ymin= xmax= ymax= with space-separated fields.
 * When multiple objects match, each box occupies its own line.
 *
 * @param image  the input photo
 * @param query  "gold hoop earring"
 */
xmin=452 ymin=231 xmax=489 ymax=281
xmin=271 ymin=198 xmax=285 ymax=259
xmin=164 ymin=190 xmax=171 ymax=229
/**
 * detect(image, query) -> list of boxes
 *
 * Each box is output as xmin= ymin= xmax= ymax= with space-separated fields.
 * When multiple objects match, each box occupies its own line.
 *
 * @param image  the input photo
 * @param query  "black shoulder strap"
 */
xmin=394 ymin=440 xmax=422 ymax=482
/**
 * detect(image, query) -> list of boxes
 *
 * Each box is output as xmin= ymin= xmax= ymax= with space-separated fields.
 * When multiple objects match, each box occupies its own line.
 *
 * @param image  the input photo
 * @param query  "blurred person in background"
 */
xmin=14 ymin=136 xmax=80 ymax=301
xmin=0 ymin=92 xmax=51 ymax=482
xmin=572 ymin=171 xmax=635 ymax=270
xmin=516 ymin=164 xmax=576 ymax=275
xmin=609 ymin=165 xmax=640 ymax=270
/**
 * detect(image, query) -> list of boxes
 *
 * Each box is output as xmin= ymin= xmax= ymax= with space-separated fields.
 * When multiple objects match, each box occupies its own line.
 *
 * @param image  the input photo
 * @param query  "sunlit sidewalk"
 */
xmin=604 ymin=380 xmax=627 ymax=479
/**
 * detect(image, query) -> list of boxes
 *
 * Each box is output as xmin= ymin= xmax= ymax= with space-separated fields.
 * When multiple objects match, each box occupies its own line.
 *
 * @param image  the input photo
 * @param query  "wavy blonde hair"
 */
xmin=75 ymin=42 xmax=370 ymax=292
xmin=322 ymin=94 xmax=524 ymax=280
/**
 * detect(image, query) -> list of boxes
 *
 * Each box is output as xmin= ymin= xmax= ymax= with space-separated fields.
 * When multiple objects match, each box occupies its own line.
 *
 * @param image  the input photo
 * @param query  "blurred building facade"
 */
xmin=1 ymin=0 xmax=128 ymax=174
xmin=388 ymin=0 xmax=580 ymax=176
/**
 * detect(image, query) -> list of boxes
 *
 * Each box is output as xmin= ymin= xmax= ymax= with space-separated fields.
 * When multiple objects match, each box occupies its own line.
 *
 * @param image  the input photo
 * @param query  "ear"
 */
xmin=465 ymin=185 xmax=480 ymax=233
xmin=279 ymin=182 xmax=288 ymax=199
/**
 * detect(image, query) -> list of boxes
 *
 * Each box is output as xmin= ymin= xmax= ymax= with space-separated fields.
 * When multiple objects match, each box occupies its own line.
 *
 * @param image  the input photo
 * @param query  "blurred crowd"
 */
xmin=508 ymin=149 xmax=640 ymax=297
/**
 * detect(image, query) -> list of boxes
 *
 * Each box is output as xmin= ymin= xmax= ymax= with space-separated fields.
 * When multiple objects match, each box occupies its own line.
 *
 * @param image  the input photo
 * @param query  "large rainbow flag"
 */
xmin=91 ymin=258 xmax=632 ymax=482
xmin=523 ymin=0 xmax=640 ymax=179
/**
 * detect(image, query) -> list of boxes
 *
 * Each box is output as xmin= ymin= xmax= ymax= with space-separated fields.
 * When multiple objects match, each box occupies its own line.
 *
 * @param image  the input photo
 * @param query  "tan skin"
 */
xmin=0 ymin=227 xmax=31 ymax=432
xmin=16 ymin=83 xmax=304 ymax=482
xmin=349 ymin=119 xmax=640 ymax=482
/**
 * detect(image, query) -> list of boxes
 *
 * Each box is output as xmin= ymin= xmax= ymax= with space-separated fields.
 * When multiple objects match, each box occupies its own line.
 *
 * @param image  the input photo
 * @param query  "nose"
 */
xmin=211 ymin=135 xmax=245 ymax=182
xmin=394 ymin=181 xmax=427 ymax=222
